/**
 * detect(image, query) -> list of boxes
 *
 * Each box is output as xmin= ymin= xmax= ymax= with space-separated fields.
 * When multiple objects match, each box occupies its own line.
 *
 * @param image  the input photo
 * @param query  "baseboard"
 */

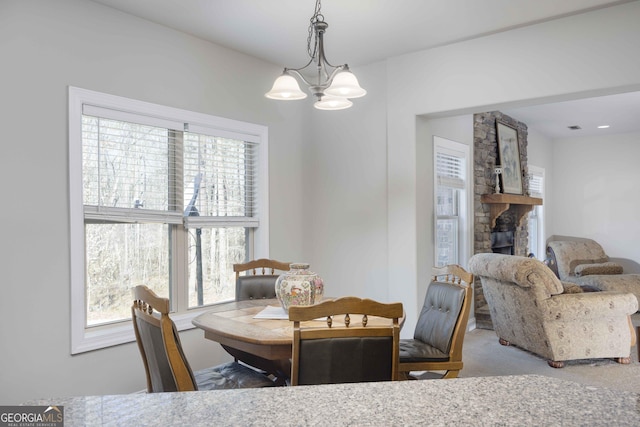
xmin=467 ymin=316 xmax=476 ymax=331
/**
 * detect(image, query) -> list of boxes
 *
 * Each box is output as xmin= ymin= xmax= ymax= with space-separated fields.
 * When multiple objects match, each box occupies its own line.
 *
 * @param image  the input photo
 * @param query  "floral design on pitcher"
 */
xmin=275 ymin=263 xmax=324 ymax=312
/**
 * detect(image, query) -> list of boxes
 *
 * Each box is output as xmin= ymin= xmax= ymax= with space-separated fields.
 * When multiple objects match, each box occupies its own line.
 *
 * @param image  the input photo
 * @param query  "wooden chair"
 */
xmin=131 ymin=285 xmax=275 ymax=392
xmin=233 ymin=258 xmax=290 ymax=301
xmin=289 ymin=296 xmax=404 ymax=386
xmin=398 ymin=264 xmax=473 ymax=379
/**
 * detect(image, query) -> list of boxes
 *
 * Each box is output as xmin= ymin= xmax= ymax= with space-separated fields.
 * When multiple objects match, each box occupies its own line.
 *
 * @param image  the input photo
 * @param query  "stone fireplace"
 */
xmin=473 ymin=111 xmax=542 ymax=329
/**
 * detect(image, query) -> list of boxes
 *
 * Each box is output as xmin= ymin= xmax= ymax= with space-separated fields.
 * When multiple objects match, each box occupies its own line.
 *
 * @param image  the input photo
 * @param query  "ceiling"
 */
xmin=91 ymin=0 xmax=640 ymax=139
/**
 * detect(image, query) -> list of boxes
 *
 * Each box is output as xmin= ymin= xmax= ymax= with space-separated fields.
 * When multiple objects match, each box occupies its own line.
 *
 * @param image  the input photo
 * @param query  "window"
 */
xmin=434 ymin=137 xmax=471 ymax=267
xmin=527 ymin=165 xmax=545 ymax=259
xmin=69 ymin=87 xmax=268 ymax=353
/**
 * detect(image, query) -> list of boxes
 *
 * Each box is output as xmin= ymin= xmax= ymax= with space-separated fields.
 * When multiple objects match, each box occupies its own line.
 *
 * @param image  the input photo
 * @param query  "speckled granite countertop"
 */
xmin=26 ymin=375 xmax=639 ymax=426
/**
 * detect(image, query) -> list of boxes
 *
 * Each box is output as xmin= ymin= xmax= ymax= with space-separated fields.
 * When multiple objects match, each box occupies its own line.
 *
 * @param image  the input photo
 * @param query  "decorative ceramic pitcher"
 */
xmin=275 ymin=263 xmax=324 ymax=312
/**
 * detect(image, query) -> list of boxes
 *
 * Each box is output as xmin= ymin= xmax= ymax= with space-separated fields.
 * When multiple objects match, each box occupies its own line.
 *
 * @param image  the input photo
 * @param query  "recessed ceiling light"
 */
xmin=597 ymin=125 xmax=610 ymax=129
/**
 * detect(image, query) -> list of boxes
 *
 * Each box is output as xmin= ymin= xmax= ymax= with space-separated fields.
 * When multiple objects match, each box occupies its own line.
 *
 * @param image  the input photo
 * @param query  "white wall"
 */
xmin=525 ymin=126 xmax=556 ymax=248
xmin=303 ymin=62 xmax=389 ymax=301
xmin=550 ymin=131 xmax=640 ymax=270
xmin=385 ymin=2 xmax=640 ymax=333
xmin=0 ymin=0 xmax=305 ymax=404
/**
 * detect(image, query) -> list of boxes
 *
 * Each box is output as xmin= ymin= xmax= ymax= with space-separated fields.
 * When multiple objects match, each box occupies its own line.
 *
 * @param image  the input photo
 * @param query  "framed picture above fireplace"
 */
xmin=496 ymin=121 xmax=523 ymax=195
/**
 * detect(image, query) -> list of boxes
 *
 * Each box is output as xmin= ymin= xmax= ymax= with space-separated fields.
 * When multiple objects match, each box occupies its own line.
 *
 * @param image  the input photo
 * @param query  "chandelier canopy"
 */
xmin=265 ymin=0 xmax=366 ymax=110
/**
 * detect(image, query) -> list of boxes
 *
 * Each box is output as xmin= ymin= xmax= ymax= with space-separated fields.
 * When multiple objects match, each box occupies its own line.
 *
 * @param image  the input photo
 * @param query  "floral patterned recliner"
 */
xmin=547 ymin=238 xmax=640 ymax=309
xmin=469 ymin=253 xmax=637 ymax=368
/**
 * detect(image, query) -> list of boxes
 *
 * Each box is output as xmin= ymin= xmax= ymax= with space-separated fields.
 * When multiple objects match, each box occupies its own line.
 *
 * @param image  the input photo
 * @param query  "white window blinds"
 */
xmin=81 ymin=107 xmax=259 ymax=228
xmin=82 ymin=115 xmax=183 ymax=224
xmin=529 ymin=170 xmax=544 ymax=197
xmin=182 ymin=132 xmax=258 ymax=228
xmin=436 ymin=152 xmax=465 ymax=189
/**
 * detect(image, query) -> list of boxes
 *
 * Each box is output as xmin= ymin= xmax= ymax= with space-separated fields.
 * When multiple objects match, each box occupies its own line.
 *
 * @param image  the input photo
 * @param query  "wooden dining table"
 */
xmin=192 ymin=298 xmax=405 ymax=383
xmin=192 ymin=298 xmax=297 ymax=383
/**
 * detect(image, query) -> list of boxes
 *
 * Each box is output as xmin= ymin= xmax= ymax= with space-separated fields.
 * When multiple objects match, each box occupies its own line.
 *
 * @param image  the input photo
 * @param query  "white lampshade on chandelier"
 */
xmin=265 ymin=0 xmax=366 ymax=110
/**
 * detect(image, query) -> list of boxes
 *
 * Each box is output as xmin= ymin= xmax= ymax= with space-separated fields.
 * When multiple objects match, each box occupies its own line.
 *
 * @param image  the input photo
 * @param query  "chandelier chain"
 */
xmin=307 ymin=0 xmax=323 ymax=59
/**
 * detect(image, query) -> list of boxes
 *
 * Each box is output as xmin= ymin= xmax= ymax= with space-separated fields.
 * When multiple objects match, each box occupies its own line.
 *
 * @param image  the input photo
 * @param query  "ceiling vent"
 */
xmin=568 ymin=125 xmax=582 ymax=130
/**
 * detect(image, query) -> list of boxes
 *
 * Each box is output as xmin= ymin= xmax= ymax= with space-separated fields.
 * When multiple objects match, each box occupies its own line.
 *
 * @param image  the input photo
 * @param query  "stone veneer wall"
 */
xmin=473 ymin=111 xmax=530 ymax=328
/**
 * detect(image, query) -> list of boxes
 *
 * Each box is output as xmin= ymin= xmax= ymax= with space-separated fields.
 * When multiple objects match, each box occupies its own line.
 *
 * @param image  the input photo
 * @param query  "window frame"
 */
xmin=69 ymin=87 xmax=269 ymax=354
xmin=527 ymin=165 xmax=545 ymax=260
xmin=433 ymin=136 xmax=472 ymax=268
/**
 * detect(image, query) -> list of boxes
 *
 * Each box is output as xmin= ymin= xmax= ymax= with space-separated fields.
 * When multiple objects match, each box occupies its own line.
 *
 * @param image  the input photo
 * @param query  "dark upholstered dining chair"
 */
xmin=233 ymin=258 xmax=290 ymax=301
xmin=131 ymin=285 xmax=275 ymax=392
xmin=398 ymin=264 xmax=473 ymax=379
xmin=289 ymin=296 xmax=404 ymax=386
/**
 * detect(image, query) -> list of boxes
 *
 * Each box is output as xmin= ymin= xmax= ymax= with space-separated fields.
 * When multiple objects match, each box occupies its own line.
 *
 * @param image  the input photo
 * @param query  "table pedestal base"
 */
xmin=222 ymin=345 xmax=291 ymax=386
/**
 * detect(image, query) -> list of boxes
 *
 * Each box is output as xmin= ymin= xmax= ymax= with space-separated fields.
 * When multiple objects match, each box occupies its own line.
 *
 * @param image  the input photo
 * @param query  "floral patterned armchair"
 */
xmin=469 ymin=253 xmax=637 ymax=368
xmin=547 ymin=238 xmax=640 ymax=308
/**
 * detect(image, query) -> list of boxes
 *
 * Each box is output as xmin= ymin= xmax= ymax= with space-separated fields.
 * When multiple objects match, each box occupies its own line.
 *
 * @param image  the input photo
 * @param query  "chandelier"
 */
xmin=265 ymin=0 xmax=366 ymax=110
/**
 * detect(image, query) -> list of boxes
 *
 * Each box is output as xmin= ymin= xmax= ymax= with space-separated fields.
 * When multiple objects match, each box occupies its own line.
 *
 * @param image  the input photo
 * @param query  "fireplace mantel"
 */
xmin=481 ymin=194 xmax=543 ymax=228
